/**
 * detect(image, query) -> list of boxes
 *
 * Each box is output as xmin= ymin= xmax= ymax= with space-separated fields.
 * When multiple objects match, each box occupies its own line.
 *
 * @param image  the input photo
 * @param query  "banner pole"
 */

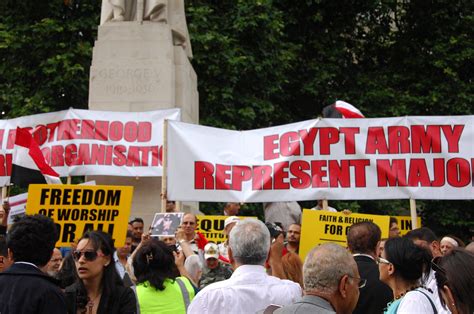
xmin=322 ymin=199 xmax=328 ymax=211
xmin=161 ymin=120 xmax=168 ymax=213
xmin=1 ymin=186 xmax=7 ymax=200
xmin=66 ymin=176 xmax=72 ymax=185
xmin=176 ymin=201 xmax=182 ymax=212
xmin=410 ymin=198 xmax=418 ymax=229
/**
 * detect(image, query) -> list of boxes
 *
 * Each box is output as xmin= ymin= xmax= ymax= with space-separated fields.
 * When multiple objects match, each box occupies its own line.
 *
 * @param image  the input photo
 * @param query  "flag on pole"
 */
xmin=10 ymin=127 xmax=62 ymax=188
xmin=322 ymin=100 xmax=365 ymax=118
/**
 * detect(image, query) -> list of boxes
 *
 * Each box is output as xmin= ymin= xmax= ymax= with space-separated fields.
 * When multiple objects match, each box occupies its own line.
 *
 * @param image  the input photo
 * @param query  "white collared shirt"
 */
xmin=188 ymin=264 xmax=302 ymax=314
xmin=113 ymin=251 xmax=128 ymax=279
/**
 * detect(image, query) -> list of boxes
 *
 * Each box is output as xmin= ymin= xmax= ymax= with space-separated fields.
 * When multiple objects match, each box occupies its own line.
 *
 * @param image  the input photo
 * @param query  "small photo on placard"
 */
xmin=150 ymin=212 xmax=184 ymax=237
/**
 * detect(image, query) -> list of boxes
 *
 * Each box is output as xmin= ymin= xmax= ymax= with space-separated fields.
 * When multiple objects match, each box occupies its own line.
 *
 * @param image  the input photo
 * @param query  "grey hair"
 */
xmin=229 ymin=219 xmax=270 ymax=265
xmin=303 ymin=243 xmax=356 ymax=294
xmin=184 ymin=254 xmax=203 ymax=283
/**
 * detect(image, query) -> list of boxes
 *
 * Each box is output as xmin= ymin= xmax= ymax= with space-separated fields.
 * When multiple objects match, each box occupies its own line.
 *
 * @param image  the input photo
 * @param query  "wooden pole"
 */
xmin=66 ymin=176 xmax=72 ymax=185
xmin=322 ymin=199 xmax=329 ymax=211
xmin=161 ymin=120 xmax=168 ymax=213
xmin=176 ymin=201 xmax=182 ymax=212
xmin=410 ymin=198 xmax=418 ymax=229
xmin=1 ymin=186 xmax=7 ymax=201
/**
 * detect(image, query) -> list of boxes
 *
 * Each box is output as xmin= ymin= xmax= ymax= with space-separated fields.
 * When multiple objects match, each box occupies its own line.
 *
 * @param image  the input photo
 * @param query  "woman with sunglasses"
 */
xmin=65 ymin=231 xmax=137 ymax=314
xmin=378 ymin=237 xmax=436 ymax=314
xmin=433 ymin=248 xmax=474 ymax=314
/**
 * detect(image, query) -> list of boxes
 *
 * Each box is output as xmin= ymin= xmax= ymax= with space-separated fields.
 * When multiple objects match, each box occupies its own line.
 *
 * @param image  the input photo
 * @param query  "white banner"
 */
xmin=0 ymin=108 xmax=180 ymax=186
xmin=167 ymin=116 xmax=474 ymax=202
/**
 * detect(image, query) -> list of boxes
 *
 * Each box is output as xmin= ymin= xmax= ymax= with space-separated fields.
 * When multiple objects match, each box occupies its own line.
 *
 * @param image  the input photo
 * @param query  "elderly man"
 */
xmin=275 ymin=243 xmax=361 ymax=314
xmin=347 ymin=222 xmax=392 ymax=314
xmin=44 ymin=248 xmax=63 ymax=278
xmin=189 ymin=219 xmax=301 ymax=313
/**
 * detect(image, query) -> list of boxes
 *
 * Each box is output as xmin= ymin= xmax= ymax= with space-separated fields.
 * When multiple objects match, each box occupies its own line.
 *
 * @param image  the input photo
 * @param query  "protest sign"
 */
xmin=398 ymin=215 xmax=422 ymax=236
xmin=167 ymin=116 xmax=473 ymax=202
xmin=150 ymin=212 xmax=184 ymax=237
xmin=299 ymin=209 xmax=390 ymax=261
xmin=0 ymin=108 xmax=180 ymax=186
xmin=196 ymin=215 xmax=255 ymax=244
xmin=26 ymin=184 xmax=133 ymax=247
xmin=5 ymin=192 xmax=28 ymax=225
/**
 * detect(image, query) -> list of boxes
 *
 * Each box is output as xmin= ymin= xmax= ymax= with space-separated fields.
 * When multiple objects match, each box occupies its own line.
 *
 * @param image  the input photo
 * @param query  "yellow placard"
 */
xmin=26 ymin=184 xmax=133 ymax=247
xmin=196 ymin=215 xmax=256 ymax=244
xmin=299 ymin=209 xmax=390 ymax=261
xmin=397 ymin=216 xmax=422 ymax=236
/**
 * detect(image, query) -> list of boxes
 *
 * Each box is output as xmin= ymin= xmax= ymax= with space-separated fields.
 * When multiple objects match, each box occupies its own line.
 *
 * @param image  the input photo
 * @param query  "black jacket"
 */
xmin=353 ymin=254 xmax=393 ymax=314
xmin=65 ymin=281 xmax=137 ymax=314
xmin=0 ymin=262 xmax=67 ymax=314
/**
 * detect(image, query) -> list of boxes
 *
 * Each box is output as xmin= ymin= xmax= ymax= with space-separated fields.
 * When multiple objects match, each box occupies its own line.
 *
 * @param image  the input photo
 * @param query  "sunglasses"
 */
xmin=72 ymin=250 xmax=105 ymax=262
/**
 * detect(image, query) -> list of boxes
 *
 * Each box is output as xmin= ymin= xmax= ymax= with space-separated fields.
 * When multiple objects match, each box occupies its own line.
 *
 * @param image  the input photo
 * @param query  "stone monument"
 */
xmin=88 ymin=0 xmax=199 ymax=225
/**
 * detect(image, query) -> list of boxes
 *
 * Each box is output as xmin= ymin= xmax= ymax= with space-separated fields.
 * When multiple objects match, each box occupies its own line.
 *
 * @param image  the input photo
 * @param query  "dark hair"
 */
xmin=405 ymin=227 xmax=438 ymax=243
xmin=130 ymin=217 xmax=144 ymax=225
xmin=126 ymin=230 xmax=133 ymax=239
xmin=389 ymin=217 xmax=398 ymax=226
xmin=384 ymin=237 xmax=431 ymax=284
xmin=435 ymin=248 xmax=474 ymax=314
xmin=74 ymin=231 xmax=123 ymax=310
xmin=347 ymin=221 xmax=381 ymax=254
xmin=7 ymin=214 xmax=58 ymax=266
xmin=133 ymin=239 xmax=178 ymax=291
xmin=0 ymin=235 xmax=7 ymax=257
xmin=56 ymin=251 xmax=77 ymax=289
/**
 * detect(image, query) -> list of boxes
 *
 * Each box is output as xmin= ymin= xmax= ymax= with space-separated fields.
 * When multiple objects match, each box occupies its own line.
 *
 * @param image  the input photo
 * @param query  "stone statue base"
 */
xmin=88 ymin=22 xmax=199 ymax=225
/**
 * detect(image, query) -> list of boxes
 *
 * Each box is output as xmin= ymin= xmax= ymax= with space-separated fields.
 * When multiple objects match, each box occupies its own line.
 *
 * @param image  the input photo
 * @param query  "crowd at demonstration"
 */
xmin=0 ymin=200 xmax=472 ymax=314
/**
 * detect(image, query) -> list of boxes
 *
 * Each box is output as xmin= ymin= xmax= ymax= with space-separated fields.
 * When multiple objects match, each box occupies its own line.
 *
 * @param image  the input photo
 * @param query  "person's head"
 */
xmin=378 ymin=237 xmax=431 ymax=289
xmin=165 ymin=200 xmax=176 ymax=212
xmin=45 ymin=248 xmax=63 ymax=277
xmin=181 ymin=213 xmax=197 ymax=238
xmin=0 ymin=235 xmax=12 ymax=272
xmin=127 ymin=222 xmax=133 ymax=232
xmin=347 ymin=221 xmax=381 ymax=256
xmin=223 ymin=216 xmax=240 ymax=237
xmin=304 ymin=243 xmax=361 ymax=314
xmin=440 ymin=235 xmax=464 ymax=256
xmin=116 ymin=231 xmax=133 ymax=258
xmin=184 ymin=255 xmax=202 ymax=285
xmin=389 ymin=217 xmax=400 ymax=238
xmin=282 ymin=252 xmax=303 ymax=289
xmin=224 ymin=202 xmax=240 ymax=216
xmin=7 ymin=214 xmax=58 ymax=267
xmin=160 ymin=236 xmax=177 ymax=247
xmin=133 ymin=239 xmax=177 ymax=290
xmin=73 ymin=231 xmax=119 ymax=291
xmin=433 ymin=248 xmax=474 ymax=314
xmin=405 ymin=227 xmax=441 ymax=257
xmin=204 ymin=243 xmax=220 ymax=270
xmin=229 ymin=219 xmax=270 ymax=267
xmin=287 ymin=224 xmax=301 ymax=246
xmin=129 ymin=218 xmax=144 ymax=241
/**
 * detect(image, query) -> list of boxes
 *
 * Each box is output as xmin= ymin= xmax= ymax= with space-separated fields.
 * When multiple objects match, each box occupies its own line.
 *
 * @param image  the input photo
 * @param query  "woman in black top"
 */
xmin=65 ymin=231 xmax=137 ymax=314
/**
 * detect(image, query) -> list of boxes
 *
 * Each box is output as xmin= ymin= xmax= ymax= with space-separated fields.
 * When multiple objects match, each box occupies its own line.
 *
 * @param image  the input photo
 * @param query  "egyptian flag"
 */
xmin=322 ymin=100 xmax=365 ymax=118
xmin=10 ymin=127 xmax=62 ymax=188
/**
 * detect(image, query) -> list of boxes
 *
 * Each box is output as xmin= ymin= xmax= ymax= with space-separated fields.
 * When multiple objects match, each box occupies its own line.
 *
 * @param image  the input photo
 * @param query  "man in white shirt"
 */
xmin=188 ymin=219 xmax=302 ymax=314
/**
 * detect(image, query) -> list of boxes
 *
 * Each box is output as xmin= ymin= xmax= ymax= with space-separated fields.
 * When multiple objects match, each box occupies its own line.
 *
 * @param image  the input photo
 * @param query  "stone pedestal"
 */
xmin=88 ymin=22 xmax=199 ymax=226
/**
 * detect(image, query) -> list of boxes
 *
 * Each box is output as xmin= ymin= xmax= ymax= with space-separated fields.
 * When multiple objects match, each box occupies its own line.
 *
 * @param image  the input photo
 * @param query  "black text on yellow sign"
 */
xmin=196 ymin=215 xmax=256 ymax=244
xmin=26 ymin=184 xmax=133 ymax=247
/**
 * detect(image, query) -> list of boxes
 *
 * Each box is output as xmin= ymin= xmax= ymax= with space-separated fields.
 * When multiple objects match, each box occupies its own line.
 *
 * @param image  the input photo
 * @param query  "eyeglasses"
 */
xmin=348 ymin=275 xmax=367 ymax=288
xmin=377 ymin=257 xmax=392 ymax=265
xmin=72 ymin=250 xmax=105 ymax=262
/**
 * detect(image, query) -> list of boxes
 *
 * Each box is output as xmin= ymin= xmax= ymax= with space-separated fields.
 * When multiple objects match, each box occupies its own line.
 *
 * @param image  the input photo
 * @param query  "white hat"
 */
xmin=224 ymin=216 xmax=240 ymax=229
xmin=204 ymin=243 xmax=219 ymax=260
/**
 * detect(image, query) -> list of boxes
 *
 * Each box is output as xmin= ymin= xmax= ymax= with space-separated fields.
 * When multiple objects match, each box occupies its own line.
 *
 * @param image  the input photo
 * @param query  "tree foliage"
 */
xmin=0 ymin=1 xmax=472 ymax=239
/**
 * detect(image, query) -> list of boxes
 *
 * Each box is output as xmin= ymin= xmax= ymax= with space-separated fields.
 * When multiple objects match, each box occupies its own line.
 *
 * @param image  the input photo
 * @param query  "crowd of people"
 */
xmin=0 ymin=201 xmax=473 ymax=314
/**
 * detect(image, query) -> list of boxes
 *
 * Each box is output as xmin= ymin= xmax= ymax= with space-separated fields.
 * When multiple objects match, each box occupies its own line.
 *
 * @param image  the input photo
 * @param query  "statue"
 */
xmin=100 ymin=0 xmax=192 ymax=58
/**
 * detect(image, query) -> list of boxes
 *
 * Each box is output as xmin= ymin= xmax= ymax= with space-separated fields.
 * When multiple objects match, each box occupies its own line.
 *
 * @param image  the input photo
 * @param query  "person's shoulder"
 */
xmin=398 ymin=288 xmax=435 ymax=313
